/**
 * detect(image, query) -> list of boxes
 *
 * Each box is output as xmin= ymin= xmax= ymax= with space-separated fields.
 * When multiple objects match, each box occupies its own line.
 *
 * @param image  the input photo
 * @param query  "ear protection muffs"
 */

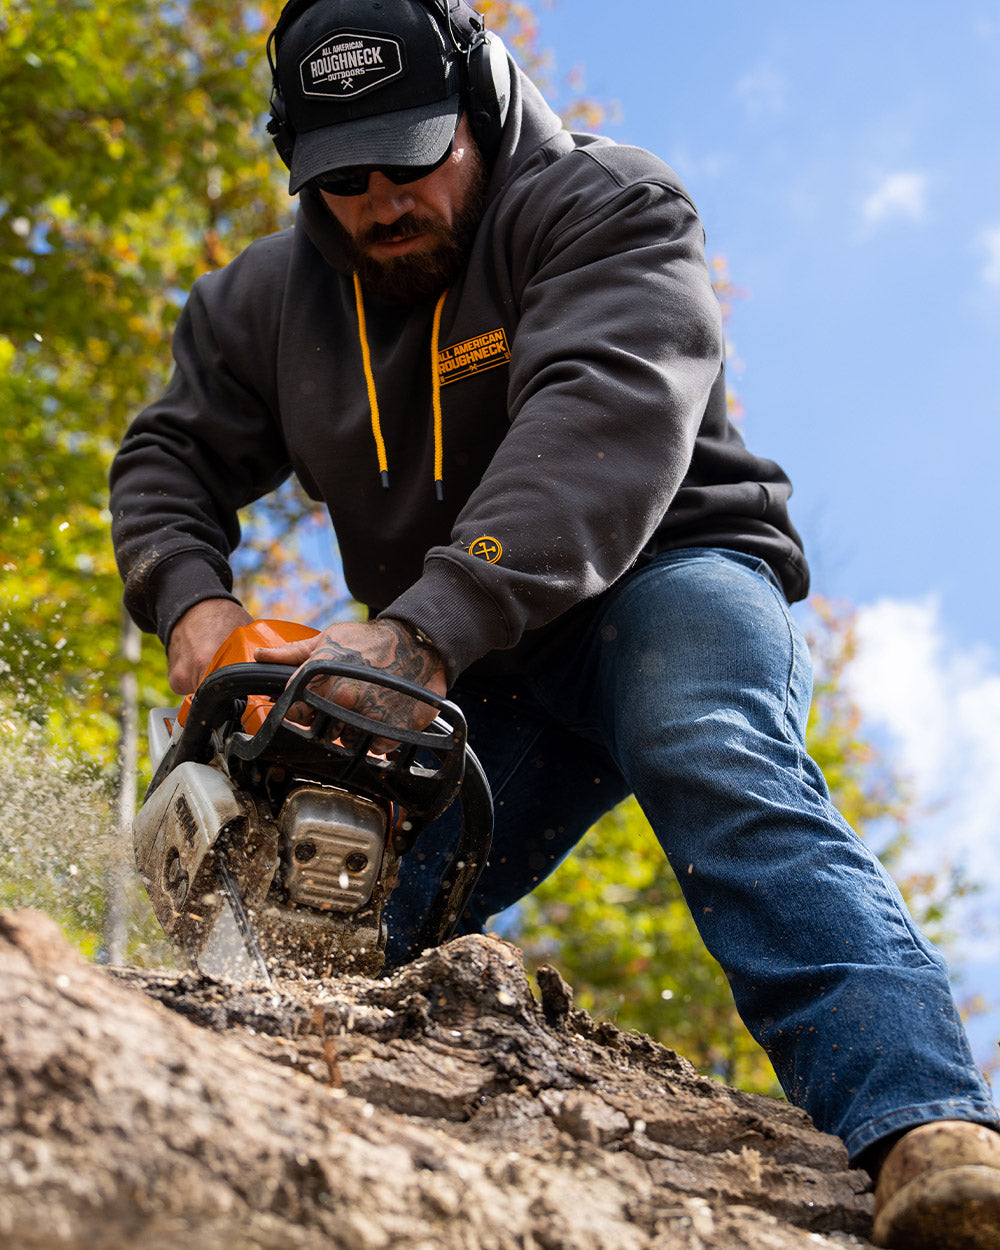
xmin=265 ymin=0 xmax=310 ymax=169
xmin=265 ymin=0 xmax=511 ymax=174
xmin=440 ymin=0 xmax=511 ymax=164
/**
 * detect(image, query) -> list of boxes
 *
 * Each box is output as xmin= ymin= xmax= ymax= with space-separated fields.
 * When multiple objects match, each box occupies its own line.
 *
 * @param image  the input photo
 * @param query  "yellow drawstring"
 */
xmin=353 ymin=272 xmax=389 ymax=488
xmin=430 ymin=288 xmax=447 ymax=501
xmin=351 ymin=274 xmax=449 ymax=499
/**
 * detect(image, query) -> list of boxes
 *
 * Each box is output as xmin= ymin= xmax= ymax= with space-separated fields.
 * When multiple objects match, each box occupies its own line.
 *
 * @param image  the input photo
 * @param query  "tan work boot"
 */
xmin=872 ymin=1119 xmax=1000 ymax=1248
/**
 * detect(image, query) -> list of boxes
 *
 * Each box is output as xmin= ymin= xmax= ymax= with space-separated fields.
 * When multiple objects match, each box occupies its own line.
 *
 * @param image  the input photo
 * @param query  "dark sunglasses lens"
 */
xmin=313 ymin=138 xmax=455 ymax=196
xmin=313 ymin=168 xmax=370 ymax=195
xmin=384 ymin=163 xmax=435 ymax=185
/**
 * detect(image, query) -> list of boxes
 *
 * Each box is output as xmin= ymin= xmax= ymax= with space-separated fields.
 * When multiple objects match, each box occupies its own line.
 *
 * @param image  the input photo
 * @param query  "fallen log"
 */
xmin=0 ymin=910 xmax=874 ymax=1248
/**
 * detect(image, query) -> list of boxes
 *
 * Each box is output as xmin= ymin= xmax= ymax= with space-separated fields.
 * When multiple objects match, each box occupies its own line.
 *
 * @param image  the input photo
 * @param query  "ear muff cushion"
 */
xmin=266 ymin=89 xmax=296 ymax=167
xmin=466 ymin=30 xmax=510 ymax=161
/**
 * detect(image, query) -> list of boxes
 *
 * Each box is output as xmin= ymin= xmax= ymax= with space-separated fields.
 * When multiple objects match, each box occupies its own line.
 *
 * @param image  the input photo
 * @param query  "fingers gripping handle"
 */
xmin=251 ymin=657 xmax=465 ymax=758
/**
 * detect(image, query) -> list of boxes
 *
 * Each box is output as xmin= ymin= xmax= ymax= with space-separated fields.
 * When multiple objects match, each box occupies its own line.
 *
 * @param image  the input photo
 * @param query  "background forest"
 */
xmin=0 ymin=0 xmax=991 ymax=1098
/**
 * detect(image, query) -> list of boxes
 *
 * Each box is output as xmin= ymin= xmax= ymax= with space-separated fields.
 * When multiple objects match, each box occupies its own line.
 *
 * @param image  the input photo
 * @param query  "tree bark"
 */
xmin=0 ymin=910 xmax=875 ymax=1249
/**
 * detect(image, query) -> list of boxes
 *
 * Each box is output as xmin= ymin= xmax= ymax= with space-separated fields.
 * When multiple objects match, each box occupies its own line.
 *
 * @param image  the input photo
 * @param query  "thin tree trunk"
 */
xmin=106 ymin=608 xmax=141 ymax=965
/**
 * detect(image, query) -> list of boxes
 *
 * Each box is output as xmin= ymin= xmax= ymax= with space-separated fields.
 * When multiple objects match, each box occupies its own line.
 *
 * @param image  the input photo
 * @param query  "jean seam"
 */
xmin=845 ymin=1100 xmax=1000 ymax=1161
xmin=754 ymin=558 xmax=805 ymax=780
xmin=487 ymin=722 xmax=549 ymax=803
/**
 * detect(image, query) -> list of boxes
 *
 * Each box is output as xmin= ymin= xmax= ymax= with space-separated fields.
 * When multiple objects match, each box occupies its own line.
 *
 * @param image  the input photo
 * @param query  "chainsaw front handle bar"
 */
xmin=237 ymin=658 xmax=469 ymax=829
xmin=152 ymin=660 xmax=463 ymax=809
xmin=252 ymin=656 xmax=462 ymax=757
xmin=413 ymin=739 xmax=494 ymax=952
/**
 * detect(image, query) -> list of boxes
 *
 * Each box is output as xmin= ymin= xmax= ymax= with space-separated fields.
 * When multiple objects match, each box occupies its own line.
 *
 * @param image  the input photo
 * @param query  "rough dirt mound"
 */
xmin=0 ymin=909 xmax=875 ymax=1248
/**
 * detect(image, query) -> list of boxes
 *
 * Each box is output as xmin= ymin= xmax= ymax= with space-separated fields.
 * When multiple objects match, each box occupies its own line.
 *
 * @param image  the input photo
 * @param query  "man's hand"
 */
xmin=166 ymin=598 xmax=253 ymax=695
xmin=254 ymin=617 xmax=446 ymax=752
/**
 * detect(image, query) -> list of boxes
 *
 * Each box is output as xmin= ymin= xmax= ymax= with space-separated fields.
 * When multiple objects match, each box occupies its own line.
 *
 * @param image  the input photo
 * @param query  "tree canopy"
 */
xmin=0 ymin=0 xmax=585 ymax=745
xmin=1 ymin=0 xmax=290 ymax=749
xmin=0 ymin=0 xmax=611 ymax=953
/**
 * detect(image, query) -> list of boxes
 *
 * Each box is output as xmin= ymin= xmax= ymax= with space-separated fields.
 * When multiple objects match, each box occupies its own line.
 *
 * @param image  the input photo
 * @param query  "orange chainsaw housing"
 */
xmin=176 ymin=619 xmax=319 ymax=735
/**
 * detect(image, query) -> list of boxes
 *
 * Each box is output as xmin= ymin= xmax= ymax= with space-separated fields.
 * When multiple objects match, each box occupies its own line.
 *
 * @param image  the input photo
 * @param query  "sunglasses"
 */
xmin=311 ymin=139 xmax=455 ymax=198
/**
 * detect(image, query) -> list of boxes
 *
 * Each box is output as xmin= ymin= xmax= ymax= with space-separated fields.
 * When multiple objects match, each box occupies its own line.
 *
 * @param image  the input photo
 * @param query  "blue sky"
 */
xmin=526 ymin=2 xmax=1000 ymax=1084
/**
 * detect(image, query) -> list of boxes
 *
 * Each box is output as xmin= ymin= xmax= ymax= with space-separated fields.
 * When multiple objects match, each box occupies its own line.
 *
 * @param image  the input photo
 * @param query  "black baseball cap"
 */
xmin=274 ymin=0 xmax=463 ymax=194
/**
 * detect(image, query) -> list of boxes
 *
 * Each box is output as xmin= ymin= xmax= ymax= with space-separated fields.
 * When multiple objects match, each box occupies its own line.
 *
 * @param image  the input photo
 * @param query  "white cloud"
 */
xmin=830 ymin=597 xmax=1000 ymax=1071
xmin=861 ymin=171 xmax=928 ymax=226
xmin=669 ymin=145 xmax=732 ymax=185
xmin=846 ymin=595 xmax=1000 ymax=1040
xmin=847 ymin=596 xmax=1000 ymax=888
xmin=734 ymin=63 xmax=787 ymax=118
xmin=980 ymin=225 xmax=1000 ymax=287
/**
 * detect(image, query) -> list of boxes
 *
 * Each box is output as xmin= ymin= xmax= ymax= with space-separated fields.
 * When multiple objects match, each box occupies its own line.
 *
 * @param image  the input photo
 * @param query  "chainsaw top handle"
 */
xmin=248 ymin=657 xmax=461 ymax=758
xmin=151 ymin=659 xmax=476 ymax=843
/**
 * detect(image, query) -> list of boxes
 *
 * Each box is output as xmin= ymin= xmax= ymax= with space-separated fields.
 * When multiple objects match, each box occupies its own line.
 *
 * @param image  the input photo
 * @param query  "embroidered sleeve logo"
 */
xmin=469 ymin=536 xmax=503 ymax=563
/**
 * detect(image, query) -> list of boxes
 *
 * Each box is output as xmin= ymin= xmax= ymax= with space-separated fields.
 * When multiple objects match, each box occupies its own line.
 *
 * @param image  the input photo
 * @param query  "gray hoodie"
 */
xmin=110 ymin=64 xmax=809 ymax=684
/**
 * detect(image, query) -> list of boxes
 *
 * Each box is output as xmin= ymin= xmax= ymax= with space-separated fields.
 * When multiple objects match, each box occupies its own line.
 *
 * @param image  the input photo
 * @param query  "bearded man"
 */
xmin=109 ymin=3 xmax=1000 ymax=1244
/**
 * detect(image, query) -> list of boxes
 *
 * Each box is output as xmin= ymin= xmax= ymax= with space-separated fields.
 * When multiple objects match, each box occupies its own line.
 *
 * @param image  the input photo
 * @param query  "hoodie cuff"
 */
xmin=146 ymin=554 xmax=241 ymax=649
xmin=379 ymin=556 xmax=513 ymax=687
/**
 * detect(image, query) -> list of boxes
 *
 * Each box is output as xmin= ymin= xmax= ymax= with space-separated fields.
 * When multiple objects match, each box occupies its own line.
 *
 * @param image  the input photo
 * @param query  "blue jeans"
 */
xmin=384 ymin=547 xmax=998 ymax=1160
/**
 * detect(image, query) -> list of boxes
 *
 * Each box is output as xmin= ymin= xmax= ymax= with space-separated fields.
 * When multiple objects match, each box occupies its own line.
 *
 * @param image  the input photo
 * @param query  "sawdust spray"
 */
xmin=0 ymin=696 xmax=170 ymax=966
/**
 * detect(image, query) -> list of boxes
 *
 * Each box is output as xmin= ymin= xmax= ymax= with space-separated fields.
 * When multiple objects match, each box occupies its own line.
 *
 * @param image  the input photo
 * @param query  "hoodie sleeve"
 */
xmin=383 ymin=146 xmax=726 ymax=682
xmin=109 ymin=239 xmax=293 ymax=645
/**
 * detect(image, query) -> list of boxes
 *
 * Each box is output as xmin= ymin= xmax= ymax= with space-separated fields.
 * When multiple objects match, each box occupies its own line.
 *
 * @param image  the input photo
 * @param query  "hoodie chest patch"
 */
xmin=437 ymin=328 xmax=511 ymax=386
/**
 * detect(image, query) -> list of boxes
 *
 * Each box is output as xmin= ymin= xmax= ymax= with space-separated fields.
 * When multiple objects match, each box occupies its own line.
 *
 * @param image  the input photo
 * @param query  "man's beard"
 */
xmin=333 ymin=149 xmax=488 ymax=305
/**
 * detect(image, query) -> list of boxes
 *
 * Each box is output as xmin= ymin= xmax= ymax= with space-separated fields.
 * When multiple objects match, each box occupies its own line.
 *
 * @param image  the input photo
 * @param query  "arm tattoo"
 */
xmin=308 ymin=620 xmax=442 ymax=731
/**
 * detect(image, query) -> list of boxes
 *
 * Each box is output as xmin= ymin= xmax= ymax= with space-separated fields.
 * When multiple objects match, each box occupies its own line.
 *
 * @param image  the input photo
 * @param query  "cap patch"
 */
xmin=299 ymin=29 xmax=404 ymax=100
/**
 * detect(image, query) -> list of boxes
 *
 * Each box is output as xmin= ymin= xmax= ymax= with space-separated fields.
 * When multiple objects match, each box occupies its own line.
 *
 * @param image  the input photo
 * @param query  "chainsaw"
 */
xmin=133 ymin=620 xmax=493 ymax=983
